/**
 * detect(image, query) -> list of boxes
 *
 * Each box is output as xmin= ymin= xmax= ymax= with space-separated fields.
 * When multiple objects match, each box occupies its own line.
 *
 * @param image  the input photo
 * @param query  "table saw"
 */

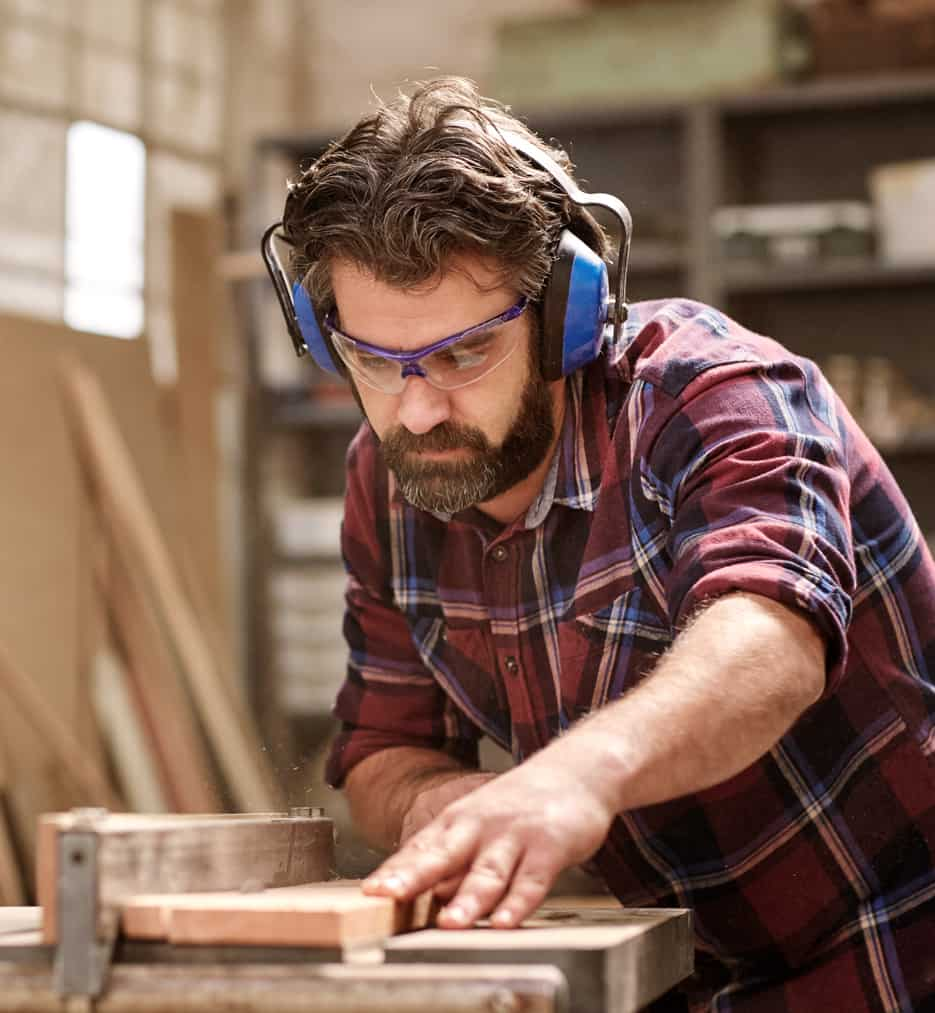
xmin=0 ymin=809 xmax=693 ymax=1012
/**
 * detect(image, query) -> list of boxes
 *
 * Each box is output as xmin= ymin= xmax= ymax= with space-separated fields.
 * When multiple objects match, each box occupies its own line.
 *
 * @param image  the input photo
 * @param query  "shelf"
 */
xmin=723 ymin=258 xmax=935 ymax=295
xmin=876 ymin=433 xmax=935 ymax=457
xmin=629 ymin=241 xmax=687 ymax=274
xmin=719 ymin=71 xmax=935 ymax=116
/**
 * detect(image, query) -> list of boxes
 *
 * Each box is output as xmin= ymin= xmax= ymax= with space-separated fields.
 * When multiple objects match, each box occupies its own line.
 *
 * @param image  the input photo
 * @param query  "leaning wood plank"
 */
xmin=38 ymin=812 xmax=335 ymax=944
xmin=101 ymin=551 xmax=221 ymax=812
xmin=0 ymin=746 xmax=25 ymax=905
xmin=170 ymin=209 xmax=229 ymax=649
xmin=121 ymin=881 xmax=437 ymax=947
xmin=0 ymin=640 xmax=120 ymax=811
xmin=91 ymin=649 xmax=169 ymax=813
xmin=59 ymin=359 xmax=281 ymax=812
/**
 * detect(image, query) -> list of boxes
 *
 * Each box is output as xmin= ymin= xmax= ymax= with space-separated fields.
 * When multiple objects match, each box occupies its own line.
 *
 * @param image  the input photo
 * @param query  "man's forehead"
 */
xmin=330 ymin=255 xmax=519 ymax=348
xmin=330 ymin=254 xmax=510 ymax=298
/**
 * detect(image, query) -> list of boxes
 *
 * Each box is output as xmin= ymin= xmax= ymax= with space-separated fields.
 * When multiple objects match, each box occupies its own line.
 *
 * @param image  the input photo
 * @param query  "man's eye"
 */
xmin=437 ymin=345 xmax=486 ymax=369
xmin=356 ymin=352 xmax=394 ymax=372
xmin=460 ymin=332 xmax=494 ymax=354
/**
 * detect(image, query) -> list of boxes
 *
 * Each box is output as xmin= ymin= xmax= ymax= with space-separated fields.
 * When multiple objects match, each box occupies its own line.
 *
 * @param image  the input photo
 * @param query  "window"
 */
xmin=64 ymin=121 xmax=145 ymax=339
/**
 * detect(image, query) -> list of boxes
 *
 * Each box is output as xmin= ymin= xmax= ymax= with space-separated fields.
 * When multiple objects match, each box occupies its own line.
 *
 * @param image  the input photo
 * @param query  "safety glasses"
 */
xmin=324 ymin=296 xmax=529 ymax=394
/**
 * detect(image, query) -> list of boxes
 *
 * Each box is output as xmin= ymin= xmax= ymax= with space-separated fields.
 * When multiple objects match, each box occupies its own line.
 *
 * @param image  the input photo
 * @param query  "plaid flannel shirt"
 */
xmin=327 ymin=299 xmax=935 ymax=1010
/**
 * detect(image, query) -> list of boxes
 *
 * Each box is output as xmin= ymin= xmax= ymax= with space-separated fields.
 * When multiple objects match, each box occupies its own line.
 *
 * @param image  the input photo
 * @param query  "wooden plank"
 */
xmin=0 ymin=316 xmax=175 ymax=869
xmin=386 ymin=906 xmax=693 ymax=1013
xmin=0 ymin=747 xmax=25 ymax=906
xmin=0 ymin=963 xmax=567 ymax=1013
xmin=170 ymin=208 xmax=229 ymax=645
xmin=91 ymin=649 xmax=170 ymax=814
xmin=0 ymin=640 xmax=120 ymax=811
xmin=37 ymin=812 xmax=335 ymax=944
xmin=121 ymin=881 xmax=437 ymax=948
xmin=101 ymin=550 xmax=221 ymax=812
xmin=59 ymin=359 xmax=282 ymax=813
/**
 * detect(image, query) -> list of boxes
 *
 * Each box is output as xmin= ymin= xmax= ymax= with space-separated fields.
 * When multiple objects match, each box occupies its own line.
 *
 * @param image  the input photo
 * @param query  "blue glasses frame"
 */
xmin=324 ymin=295 xmax=529 ymax=392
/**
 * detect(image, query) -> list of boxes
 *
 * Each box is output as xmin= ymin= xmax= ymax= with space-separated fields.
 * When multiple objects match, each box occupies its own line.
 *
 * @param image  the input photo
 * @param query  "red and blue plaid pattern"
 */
xmin=327 ymin=299 xmax=935 ymax=1009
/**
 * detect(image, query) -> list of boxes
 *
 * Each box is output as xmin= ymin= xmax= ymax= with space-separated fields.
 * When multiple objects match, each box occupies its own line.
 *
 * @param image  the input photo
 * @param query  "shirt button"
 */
xmin=503 ymin=655 xmax=519 ymax=676
xmin=491 ymin=545 xmax=508 ymax=562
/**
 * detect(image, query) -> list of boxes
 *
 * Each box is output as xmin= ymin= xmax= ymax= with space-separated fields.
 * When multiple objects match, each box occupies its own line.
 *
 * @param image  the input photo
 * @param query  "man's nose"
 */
xmin=395 ymin=375 xmax=451 ymax=435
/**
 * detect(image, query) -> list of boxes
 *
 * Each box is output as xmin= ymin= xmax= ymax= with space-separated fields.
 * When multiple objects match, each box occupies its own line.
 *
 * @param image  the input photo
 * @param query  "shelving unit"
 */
xmin=240 ymin=72 xmax=935 ymax=744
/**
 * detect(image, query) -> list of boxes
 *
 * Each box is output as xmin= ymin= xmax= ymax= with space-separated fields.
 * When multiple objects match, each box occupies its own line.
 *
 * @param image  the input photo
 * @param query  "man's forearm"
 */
xmin=532 ymin=592 xmax=827 ymax=816
xmin=344 ymin=746 xmax=470 ymax=850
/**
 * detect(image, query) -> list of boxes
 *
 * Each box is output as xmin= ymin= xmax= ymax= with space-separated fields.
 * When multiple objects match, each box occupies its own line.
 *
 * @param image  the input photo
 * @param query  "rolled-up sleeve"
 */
xmin=647 ymin=359 xmax=856 ymax=694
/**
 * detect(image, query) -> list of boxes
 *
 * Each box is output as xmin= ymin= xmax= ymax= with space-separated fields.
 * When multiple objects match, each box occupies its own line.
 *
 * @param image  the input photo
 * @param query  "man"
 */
xmin=268 ymin=78 xmax=935 ymax=1009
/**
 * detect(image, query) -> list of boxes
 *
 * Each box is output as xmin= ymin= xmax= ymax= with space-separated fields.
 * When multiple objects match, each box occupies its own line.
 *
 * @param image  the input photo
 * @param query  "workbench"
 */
xmin=0 ymin=810 xmax=693 ymax=1012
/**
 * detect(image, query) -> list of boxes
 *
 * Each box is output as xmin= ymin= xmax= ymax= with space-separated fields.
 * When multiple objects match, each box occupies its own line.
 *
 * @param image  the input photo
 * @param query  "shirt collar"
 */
xmin=525 ymin=363 xmax=609 ymax=526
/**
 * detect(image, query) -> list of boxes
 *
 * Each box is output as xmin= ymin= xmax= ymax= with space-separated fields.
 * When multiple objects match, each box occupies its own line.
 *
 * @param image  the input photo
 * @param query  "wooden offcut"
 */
xmin=121 ymin=881 xmax=437 ymax=948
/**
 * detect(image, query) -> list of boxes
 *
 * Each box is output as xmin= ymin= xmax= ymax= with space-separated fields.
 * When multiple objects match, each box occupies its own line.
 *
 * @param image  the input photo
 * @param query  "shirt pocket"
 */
xmin=408 ymin=615 xmax=511 ymax=751
xmin=559 ymin=586 xmax=672 ymax=718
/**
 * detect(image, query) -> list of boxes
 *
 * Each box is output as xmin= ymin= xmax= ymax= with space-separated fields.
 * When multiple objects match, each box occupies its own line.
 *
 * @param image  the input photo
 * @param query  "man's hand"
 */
xmin=362 ymin=754 xmax=616 ymax=930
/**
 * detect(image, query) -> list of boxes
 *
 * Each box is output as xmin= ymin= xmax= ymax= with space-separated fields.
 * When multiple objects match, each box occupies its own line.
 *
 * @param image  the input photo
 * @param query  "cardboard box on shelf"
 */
xmin=869 ymin=159 xmax=935 ymax=266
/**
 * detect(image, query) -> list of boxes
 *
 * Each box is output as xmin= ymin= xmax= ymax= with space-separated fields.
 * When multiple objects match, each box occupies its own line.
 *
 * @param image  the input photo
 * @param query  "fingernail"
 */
xmin=383 ymin=875 xmax=406 ymax=895
xmin=443 ymin=904 xmax=469 ymax=925
xmin=492 ymin=908 xmax=514 ymax=928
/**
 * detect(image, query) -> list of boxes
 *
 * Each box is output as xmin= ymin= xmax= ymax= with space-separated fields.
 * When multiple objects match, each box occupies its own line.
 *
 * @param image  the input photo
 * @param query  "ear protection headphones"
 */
xmin=261 ymin=130 xmax=632 ymax=384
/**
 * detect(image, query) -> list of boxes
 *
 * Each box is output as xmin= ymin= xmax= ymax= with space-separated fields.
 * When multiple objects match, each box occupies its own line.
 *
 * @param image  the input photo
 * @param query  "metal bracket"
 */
xmin=52 ymin=817 xmax=115 ymax=999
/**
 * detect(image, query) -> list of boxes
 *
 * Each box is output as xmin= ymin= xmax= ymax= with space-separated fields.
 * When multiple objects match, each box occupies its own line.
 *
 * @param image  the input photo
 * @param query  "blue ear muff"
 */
xmin=291 ymin=279 xmax=343 ymax=376
xmin=540 ymin=230 xmax=609 ymax=381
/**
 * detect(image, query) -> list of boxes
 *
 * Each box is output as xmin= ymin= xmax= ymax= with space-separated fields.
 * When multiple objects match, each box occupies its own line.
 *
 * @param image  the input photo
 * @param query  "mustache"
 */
xmin=381 ymin=421 xmax=491 ymax=455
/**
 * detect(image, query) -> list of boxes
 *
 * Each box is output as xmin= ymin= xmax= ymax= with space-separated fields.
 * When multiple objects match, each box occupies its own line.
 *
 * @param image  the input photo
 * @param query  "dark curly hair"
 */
xmin=282 ymin=76 xmax=607 ymax=311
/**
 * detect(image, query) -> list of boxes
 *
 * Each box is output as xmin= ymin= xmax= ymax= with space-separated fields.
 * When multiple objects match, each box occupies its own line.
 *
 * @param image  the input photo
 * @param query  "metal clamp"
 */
xmin=52 ymin=810 xmax=116 ymax=999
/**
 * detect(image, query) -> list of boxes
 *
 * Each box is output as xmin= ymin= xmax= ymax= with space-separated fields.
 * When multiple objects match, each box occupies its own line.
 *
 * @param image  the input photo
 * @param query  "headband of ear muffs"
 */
xmin=262 ymin=133 xmax=631 ymax=383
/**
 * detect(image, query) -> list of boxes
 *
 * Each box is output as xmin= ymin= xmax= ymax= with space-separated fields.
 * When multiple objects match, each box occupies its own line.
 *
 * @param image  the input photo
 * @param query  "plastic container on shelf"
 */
xmin=711 ymin=201 xmax=875 ymax=263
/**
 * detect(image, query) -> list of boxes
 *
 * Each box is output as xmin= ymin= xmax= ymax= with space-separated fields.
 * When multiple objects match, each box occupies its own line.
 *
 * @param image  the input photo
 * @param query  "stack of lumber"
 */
xmin=0 ymin=211 xmax=283 ymax=905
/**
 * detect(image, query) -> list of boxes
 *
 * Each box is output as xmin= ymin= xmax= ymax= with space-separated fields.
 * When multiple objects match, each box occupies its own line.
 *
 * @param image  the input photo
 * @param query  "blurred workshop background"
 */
xmin=0 ymin=0 xmax=934 ymax=898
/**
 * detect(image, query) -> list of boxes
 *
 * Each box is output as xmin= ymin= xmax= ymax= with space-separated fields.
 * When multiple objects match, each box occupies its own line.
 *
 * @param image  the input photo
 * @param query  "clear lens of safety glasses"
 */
xmin=326 ymin=297 xmax=528 ymax=395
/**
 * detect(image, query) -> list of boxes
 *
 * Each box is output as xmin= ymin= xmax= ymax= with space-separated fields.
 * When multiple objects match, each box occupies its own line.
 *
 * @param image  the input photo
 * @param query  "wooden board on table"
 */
xmin=386 ymin=905 xmax=693 ymax=1013
xmin=37 ymin=812 xmax=336 ymax=944
xmin=122 ymin=881 xmax=438 ymax=948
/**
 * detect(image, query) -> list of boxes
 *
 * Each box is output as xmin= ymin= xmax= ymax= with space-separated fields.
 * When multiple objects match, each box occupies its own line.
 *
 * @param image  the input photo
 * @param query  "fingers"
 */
xmin=432 ymin=872 xmax=466 ymax=901
xmin=362 ymin=817 xmax=478 ymax=900
xmin=436 ymin=843 xmax=560 ymax=930
xmin=487 ymin=854 xmax=555 ymax=929
xmin=435 ymin=837 xmax=523 ymax=928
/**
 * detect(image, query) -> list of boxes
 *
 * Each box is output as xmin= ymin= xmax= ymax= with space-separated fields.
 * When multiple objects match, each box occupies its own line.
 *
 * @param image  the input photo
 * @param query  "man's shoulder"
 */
xmin=617 ymin=298 xmax=788 ymax=401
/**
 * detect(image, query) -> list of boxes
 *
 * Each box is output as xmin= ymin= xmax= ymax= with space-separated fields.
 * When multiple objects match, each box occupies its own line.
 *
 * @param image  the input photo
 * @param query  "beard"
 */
xmin=379 ymin=365 xmax=557 ymax=515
